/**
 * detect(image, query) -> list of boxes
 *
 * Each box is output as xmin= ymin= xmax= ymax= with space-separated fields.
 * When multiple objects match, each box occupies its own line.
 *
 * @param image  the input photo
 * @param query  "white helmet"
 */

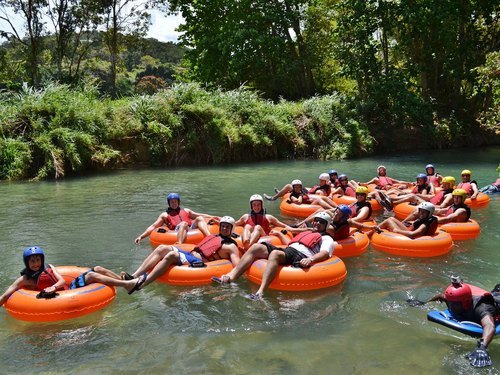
xmin=377 ymin=165 xmax=386 ymax=174
xmin=291 ymin=179 xmax=302 ymax=186
xmin=417 ymin=202 xmax=435 ymax=216
xmin=249 ymin=194 xmax=264 ymax=207
xmin=220 ymin=216 xmax=235 ymax=229
xmin=314 ymin=211 xmax=331 ymax=226
xmin=319 ymin=173 xmax=330 ymax=181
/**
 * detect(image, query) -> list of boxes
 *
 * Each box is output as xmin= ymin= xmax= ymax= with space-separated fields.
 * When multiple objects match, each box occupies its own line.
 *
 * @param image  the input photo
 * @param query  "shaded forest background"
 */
xmin=0 ymin=0 xmax=498 ymax=180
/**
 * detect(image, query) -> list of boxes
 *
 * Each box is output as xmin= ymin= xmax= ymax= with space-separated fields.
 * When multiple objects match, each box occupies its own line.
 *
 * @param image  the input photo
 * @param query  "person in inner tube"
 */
xmin=0 ymin=246 xmax=67 ymax=306
xmin=134 ymin=193 xmax=218 ymax=245
xmin=214 ymin=212 xmax=335 ymax=298
xmin=427 ymin=277 xmax=500 ymax=368
xmin=372 ymin=202 xmax=438 ymax=238
xmin=121 ymin=216 xmax=240 ymax=292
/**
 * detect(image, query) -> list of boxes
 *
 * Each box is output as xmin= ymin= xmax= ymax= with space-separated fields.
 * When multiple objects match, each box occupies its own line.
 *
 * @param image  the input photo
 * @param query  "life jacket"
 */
xmin=354 ymin=201 xmax=372 ymax=220
xmin=290 ymin=231 xmax=322 ymax=248
xmin=377 ymin=176 xmax=393 ymax=189
xmin=36 ymin=266 xmax=68 ymax=291
xmin=290 ymin=191 xmax=311 ymax=204
xmin=165 ymin=207 xmax=192 ymax=230
xmin=411 ymin=216 xmax=438 ymax=236
xmin=430 ymin=188 xmax=453 ymax=205
xmin=331 ymin=221 xmax=350 ymax=241
xmin=427 ymin=173 xmax=440 ymax=187
xmin=193 ymin=234 xmax=237 ymax=261
xmin=309 ymin=184 xmax=331 ymax=196
xmin=446 ymin=203 xmax=471 ymax=221
xmin=340 ymin=185 xmax=356 ymax=197
xmin=411 ymin=183 xmax=430 ymax=194
xmin=457 ymin=182 xmax=473 ymax=196
xmin=246 ymin=209 xmax=271 ymax=234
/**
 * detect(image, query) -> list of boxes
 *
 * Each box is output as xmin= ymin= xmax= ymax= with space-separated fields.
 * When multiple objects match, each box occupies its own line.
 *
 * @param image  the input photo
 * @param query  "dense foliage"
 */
xmin=0 ymin=1 xmax=498 ymax=180
xmin=0 ymin=83 xmax=372 ymax=179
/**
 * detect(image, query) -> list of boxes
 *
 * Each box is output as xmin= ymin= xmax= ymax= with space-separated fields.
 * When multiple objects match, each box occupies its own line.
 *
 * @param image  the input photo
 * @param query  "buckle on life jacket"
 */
xmin=157 ymin=228 xmax=167 ymax=233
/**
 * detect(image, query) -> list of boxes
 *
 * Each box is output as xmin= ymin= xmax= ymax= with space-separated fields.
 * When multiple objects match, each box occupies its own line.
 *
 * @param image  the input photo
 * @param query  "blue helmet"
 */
xmin=337 ymin=204 xmax=352 ymax=221
xmin=338 ymin=174 xmax=348 ymax=181
xmin=425 ymin=164 xmax=435 ymax=170
xmin=167 ymin=193 xmax=180 ymax=206
xmin=23 ymin=246 xmax=45 ymax=268
xmin=328 ymin=169 xmax=338 ymax=176
xmin=416 ymin=173 xmax=427 ymax=181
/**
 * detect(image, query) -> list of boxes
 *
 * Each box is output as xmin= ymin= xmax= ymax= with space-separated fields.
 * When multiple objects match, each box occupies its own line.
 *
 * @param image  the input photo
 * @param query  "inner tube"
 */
xmin=155 ymin=244 xmax=234 ymax=285
xmin=465 ymin=192 xmax=490 ymax=208
xmin=439 ymin=220 xmax=480 ymax=241
xmin=371 ymin=230 xmax=453 ymax=257
xmin=334 ymin=231 xmax=370 ymax=258
xmin=245 ymin=256 xmax=347 ymax=291
xmin=4 ymin=266 xmax=116 ymax=322
xmin=279 ymin=194 xmax=322 ymax=218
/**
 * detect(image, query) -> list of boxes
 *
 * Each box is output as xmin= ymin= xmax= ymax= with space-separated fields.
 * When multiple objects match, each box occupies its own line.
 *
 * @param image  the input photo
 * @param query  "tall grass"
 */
xmin=0 ymin=82 xmax=374 ymax=180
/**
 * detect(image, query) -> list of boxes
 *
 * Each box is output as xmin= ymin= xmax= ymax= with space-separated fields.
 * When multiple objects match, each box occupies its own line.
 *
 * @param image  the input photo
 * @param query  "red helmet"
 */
xmin=445 ymin=282 xmax=472 ymax=310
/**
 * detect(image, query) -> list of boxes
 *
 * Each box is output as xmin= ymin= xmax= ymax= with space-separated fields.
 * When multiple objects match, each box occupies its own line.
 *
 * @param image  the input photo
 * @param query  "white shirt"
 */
xmin=289 ymin=234 xmax=334 ymax=258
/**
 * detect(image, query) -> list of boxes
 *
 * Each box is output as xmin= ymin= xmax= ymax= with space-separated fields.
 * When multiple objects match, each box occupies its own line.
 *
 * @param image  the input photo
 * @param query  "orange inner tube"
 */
xmin=155 ymin=244 xmax=234 ymax=285
xmin=371 ymin=230 xmax=454 ymax=257
xmin=393 ymin=202 xmax=418 ymax=220
xmin=332 ymin=195 xmax=382 ymax=211
xmin=4 ymin=266 xmax=116 ymax=322
xmin=279 ymin=195 xmax=321 ymax=218
xmin=334 ymin=231 xmax=370 ymax=258
xmin=465 ymin=192 xmax=490 ymax=208
xmin=439 ymin=219 xmax=480 ymax=241
xmin=246 ymin=256 xmax=347 ymax=291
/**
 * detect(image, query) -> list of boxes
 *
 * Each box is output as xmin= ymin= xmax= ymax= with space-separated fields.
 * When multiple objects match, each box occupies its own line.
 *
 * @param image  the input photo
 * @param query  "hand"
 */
xmin=466 ymin=341 xmax=492 ymax=368
xmin=44 ymin=286 xmax=56 ymax=293
xmin=299 ymin=258 xmax=314 ymax=268
xmin=134 ymin=237 xmax=141 ymax=245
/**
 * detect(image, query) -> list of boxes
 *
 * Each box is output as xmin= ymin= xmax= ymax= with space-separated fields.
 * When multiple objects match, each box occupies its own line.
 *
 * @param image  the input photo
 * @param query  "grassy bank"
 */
xmin=0 ymin=83 xmax=374 ymax=180
xmin=0 ymin=82 xmax=496 ymax=181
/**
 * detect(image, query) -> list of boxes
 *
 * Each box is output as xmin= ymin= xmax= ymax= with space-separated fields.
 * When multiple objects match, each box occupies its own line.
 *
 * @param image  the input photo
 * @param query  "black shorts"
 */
xmin=262 ymin=243 xmax=307 ymax=266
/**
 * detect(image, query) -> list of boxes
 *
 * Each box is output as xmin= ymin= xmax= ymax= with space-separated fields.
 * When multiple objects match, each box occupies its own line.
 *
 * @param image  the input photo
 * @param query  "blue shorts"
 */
xmin=69 ymin=268 xmax=95 ymax=289
xmin=176 ymin=248 xmax=201 ymax=266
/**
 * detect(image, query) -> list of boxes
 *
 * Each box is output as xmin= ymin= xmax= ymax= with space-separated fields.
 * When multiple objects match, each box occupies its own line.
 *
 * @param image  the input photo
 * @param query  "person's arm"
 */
xmin=186 ymin=208 xmax=215 ymax=220
xmin=42 ymin=265 xmax=67 ymax=293
xmin=393 ymin=222 xmax=428 ymax=238
xmin=298 ymin=237 xmax=333 ymax=268
xmin=135 ymin=214 xmax=166 ymax=244
xmin=438 ymin=194 xmax=453 ymax=208
xmin=360 ymin=177 xmax=378 ymax=186
xmin=0 ymin=276 xmax=26 ymax=306
xmin=427 ymin=292 xmax=446 ymax=303
xmin=437 ymin=208 xmax=465 ymax=224
xmin=269 ymin=229 xmax=291 ymax=245
xmin=471 ymin=182 xmax=479 ymax=199
xmin=233 ymin=214 xmax=248 ymax=227
xmin=267 ymin=215 xmax=292 ymax=230
xmin=349 ymin=219 xmax=376 ymax=231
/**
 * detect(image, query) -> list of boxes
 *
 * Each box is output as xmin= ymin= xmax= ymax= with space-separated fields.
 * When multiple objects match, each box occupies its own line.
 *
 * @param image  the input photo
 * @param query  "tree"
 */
xmin=170 ymin=0 xmax=318 ymax=100
xmin=101 ymin=0 xmax=151 ymax=97
xmin=0 ymin=0 xmax=48 ymax=86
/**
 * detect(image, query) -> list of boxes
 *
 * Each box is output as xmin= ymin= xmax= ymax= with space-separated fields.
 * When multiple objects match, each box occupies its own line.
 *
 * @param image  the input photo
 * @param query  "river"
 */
xmin=0 ymin=146 xmax=498 ymax=374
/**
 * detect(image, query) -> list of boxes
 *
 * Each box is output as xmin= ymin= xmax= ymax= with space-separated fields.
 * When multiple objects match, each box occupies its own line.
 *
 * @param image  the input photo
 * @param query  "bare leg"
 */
xmin=222 ymin=243 xmax=270 ymax=282
xmin=254 ymin=250 xmax=287 ymax=297
xmin=85 ymin=271 xmax=139 ymax=292
xmin=194 ymin=217 xmax=211 ymax=237
xmin=248 ymin=225 xmax=265 ymax=247
xmin=176 ymin=222 xmax=189 ymax=244
xmin=378 ymin=217 xmax=408 ymax=231
xmin=140 ymin=250 xmax=180 ymax=289
xmin=130 ymin=245 xmax=174 ymax=277
xmin=242 ymin=224 xmax=252 ymax=249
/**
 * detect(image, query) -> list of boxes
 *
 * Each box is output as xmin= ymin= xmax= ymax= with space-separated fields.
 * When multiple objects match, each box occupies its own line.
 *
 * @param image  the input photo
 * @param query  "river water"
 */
xmin=0 ymin=147 xmax=498 ymax=374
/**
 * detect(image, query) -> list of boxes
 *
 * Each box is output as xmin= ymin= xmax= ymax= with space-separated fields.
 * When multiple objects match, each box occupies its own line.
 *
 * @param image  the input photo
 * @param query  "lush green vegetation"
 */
xmin=0 ymin=0 xmax=498 ymax=180
xmin=0 ymin=82 xmax=374 ymax=179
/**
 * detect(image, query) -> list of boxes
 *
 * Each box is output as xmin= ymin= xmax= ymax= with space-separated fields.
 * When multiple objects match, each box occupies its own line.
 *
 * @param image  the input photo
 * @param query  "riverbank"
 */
xmin=1 ymin=83 xmax=498 ymax=181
